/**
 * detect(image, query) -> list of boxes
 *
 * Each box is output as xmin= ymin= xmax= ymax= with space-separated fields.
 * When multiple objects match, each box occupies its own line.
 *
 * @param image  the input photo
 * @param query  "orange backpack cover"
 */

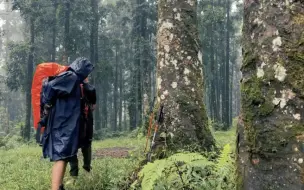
xmin=31 ymin=63 xmax=68 ymax=130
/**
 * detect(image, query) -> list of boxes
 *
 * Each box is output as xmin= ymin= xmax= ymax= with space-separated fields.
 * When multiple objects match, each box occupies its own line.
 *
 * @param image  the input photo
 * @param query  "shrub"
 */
xmin=131 ymin=144 xmax=236 ymax=190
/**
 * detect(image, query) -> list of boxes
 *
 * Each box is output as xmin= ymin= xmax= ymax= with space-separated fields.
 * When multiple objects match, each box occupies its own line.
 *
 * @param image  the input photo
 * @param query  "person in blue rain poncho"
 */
xmin=40 ymin=57 xmax=94 ymax=190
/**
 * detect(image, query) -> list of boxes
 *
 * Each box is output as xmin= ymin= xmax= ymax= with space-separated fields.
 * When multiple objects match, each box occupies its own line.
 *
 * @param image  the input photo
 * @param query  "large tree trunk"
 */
xmin=155 ymin=0 xmax=215 ymax=152
xmin=25 ymin=16 xmax=35 ymax=141
xmin=237 ymin=1 xmax=304 ymax=189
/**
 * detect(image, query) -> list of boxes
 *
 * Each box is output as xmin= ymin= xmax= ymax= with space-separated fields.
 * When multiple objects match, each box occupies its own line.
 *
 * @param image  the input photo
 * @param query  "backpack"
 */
xmin=31 ymin=63 xmax=68 ymax=131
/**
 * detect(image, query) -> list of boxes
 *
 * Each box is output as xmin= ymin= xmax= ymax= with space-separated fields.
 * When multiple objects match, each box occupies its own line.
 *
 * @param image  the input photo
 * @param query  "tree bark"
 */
xmin=113 ymin=45 xmax=119 ymax=131
xmin=237 ymin=1 xmax=304 ymax=189
xmin=210 ymin=17 xmax=217 ymax=121
xmin=224 ymin=0 xmax=230 ymax=129
xmin=25 ymin=16 xmax=35 ymax=141
xmin=51 ymin=0 xmax=58 ymax=62
xmin=63 ymin=0 xmax=70 ymax=65
xmin=156 ymin=0 xmax=215 ymax=152
xmin=90 ymin=0 xmax=101 ymax=131
xmin=119 ymin=50 xmax=123 ymax=131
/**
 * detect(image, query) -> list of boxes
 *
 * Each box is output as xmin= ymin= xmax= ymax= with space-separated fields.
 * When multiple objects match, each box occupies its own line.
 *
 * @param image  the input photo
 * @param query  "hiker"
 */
xmin=67 ymin=79 xmax=96 ymax=182
xmin=40 ymin=57 xmax=94 ymax=190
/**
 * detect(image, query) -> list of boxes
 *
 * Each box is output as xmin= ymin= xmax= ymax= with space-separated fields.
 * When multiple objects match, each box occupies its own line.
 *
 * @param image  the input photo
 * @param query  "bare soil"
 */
xmin=92 ymin=147 xmax=134 ymax=159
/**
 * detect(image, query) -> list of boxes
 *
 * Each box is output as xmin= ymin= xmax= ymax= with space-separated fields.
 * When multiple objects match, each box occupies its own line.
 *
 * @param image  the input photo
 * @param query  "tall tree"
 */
xmin=113 ymin=43 xmax=119 ymax=131
xmin=11 ymin=0 xmax=39 ymax=140
xmin=24 ymin=16 xmax=35 ymax=140
xmin=155 ymin=0 xmax=215 ymax=153
xmin=51 ymin=0 xmax=58 ymax=62
xmin=223 ymin=0 xmax=230 ymax=129
xmin=237 ymin=1 xmax=304 ymax=189
xmin=63 ymin=0 xmax=71 ymax=64
xmin=90 ymin=0 xmax=101 ymax=131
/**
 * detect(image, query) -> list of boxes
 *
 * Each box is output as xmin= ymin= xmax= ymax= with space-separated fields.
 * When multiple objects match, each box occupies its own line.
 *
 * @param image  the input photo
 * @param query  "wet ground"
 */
xmin=77 ymin=147 xmax=135 ymax=159
xmin=93 ymin=147 xmax=134 ymax=159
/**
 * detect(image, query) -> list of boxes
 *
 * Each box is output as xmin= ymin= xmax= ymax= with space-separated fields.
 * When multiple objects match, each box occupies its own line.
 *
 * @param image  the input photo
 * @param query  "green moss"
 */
xmin=285 ymin=48 xmax=304 ymax=97
xmin=242 ymin=49 xmax=258 ymax=69
xmin=288 ymin=124 xmax=304 ymax=139
xmin=236 ymin=169 xmax=244 ymax=190
xmin=175 ymin=91 xmax=214 ymax=151
xmin=293 ymin=14 xmax=304 ymax=25
xmin=259 ymin=101 xmax=275 ymax=116
xmin=241 ymin=77 xmax=276 ymax=151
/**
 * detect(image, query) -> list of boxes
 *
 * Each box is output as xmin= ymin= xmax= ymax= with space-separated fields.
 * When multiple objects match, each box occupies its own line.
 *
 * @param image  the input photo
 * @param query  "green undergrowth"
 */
xmin=0 ymin=137 xmax=145 ymax=190
xmin=132 ymin=123 xmax=237 ymax=190
xmin=0 ymin=123 xmax=236 ymax=190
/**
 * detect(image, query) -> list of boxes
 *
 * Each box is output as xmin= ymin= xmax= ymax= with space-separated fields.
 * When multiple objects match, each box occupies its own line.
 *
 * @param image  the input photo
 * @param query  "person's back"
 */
xmin=40 ymin=57 xmax=94 ymax=190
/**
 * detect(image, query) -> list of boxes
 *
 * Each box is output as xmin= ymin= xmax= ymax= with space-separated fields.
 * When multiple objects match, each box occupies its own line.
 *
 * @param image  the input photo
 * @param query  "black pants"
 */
xmin=69 ymin=145 xmax=92 ymax=177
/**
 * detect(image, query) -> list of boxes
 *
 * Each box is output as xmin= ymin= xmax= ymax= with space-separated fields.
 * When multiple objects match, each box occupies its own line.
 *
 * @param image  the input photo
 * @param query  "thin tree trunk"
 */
xmin=25 ymin=16 xmax=35 ymax=141
xmin=224 ymin=0 xmax=230 ymax=129
xmin=237 ymin=1 xmax=304 ymax=189
xmin=90 ymin=0 xmax=101 ymax=131
xmin=113 ymin=45 xmax=119 ymax=131
xmin=210 ymin=0 xmax=216 ymax=121
xmin=119 ymin=52 xmax=123 ymax=131
xmin=63 ymin=0 xmax=70 ymax=65
xmin=51 ymin=0 xmax=58 ymax=62
xmin=135 ymin=40 xmax=139 ymax=129
xmin=215 ymin=31 xmax=221 ymax=123
xmin=102 ymin=86 xmax=108 ymax=129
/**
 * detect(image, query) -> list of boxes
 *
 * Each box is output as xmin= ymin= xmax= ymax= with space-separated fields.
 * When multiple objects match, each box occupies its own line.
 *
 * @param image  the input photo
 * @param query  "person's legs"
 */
xmin=82 ymin=144 xmax=92 ymax=172
xmin=51 ymin=160 xmax=67 ymax=190
xmin=68 ymin=155 xmax=79 ymax=177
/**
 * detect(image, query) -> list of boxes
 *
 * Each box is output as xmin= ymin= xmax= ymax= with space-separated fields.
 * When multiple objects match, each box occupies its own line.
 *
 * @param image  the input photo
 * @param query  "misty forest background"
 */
xmin=1 ymin=0 xmax=303 ymax=189
xmin=0 ymin=0 xmax=243 ymax=189
xmin=0 ymin=0 xmax=242 ymax=140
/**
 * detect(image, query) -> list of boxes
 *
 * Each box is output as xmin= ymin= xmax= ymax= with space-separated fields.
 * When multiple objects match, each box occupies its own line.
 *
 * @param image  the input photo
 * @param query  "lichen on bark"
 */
xmin=153 ymin=0 xmax=215 ymax=156
xmin=237 ymin=1 xmax=304 ymax=189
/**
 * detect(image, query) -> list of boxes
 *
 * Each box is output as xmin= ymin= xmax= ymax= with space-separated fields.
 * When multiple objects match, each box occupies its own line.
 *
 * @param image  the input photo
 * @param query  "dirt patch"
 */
xmin=93 ymin=147 xmax=135 ymax=159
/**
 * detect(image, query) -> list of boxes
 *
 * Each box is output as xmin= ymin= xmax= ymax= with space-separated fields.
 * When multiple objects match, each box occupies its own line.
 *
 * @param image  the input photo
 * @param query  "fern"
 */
xmin=215 ymin=144 xmax=236 ymax=189
xmin=132 ymin=153 xmax=215 ymax=190
xmin=137 ymin=159 xmax=167 ymax=190
xmin=133 ymin=147 xmax=236 ymax=190
xmin=216 ymin=144 xmax=232 ymax=170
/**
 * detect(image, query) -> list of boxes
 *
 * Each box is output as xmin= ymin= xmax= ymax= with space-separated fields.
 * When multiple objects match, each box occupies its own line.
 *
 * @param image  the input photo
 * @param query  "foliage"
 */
xmin=214 ymin=144 xmax=236 ymax=189
xmin=0 ymin=134 xmax=24 ymax=150
xmin=213 ymin=117 xmax=237 ymax=148
xmin=4 ymin=42 xmax=29 ymax=91
xmin=131 ymin=124 xmax=237 ymax=190
xmin=131 ymin=147 xmax=236 ymax=190
xmin=0 ymin=137 xmax=144 ymax=190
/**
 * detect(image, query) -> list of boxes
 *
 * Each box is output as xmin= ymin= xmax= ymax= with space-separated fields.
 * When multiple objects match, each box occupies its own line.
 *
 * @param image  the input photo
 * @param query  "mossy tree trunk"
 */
xmin=237 ymin=1 xmax=304 ymax=189
xmin=155 ymin=0 xmax=215 ymax=153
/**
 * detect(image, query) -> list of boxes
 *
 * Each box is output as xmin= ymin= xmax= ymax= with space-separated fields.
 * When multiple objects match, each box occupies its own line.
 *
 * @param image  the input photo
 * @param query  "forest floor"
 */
xmin=0 ymin=126 xmax=236 ymax=190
